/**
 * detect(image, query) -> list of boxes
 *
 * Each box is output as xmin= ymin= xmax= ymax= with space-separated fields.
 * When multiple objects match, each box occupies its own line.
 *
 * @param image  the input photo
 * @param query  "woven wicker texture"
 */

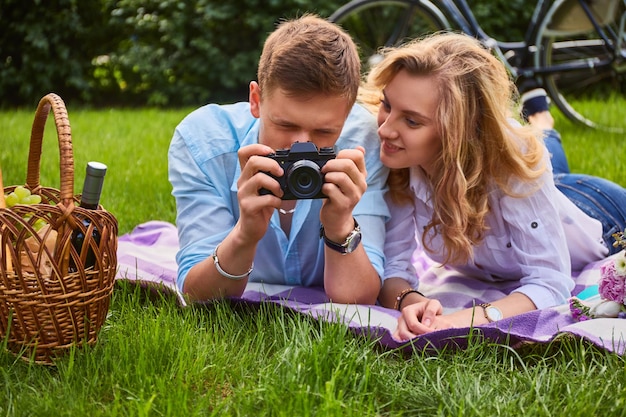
xmin=0 ymin=93 xmax=118 ymax=364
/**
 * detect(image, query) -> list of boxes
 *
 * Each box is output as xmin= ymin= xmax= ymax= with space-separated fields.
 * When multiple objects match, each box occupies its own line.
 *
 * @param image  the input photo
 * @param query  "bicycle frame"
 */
xmin=330 ymin=0 xmax=626 ymax=130
xmin=425 ymin=0 xmax=623 ymax=80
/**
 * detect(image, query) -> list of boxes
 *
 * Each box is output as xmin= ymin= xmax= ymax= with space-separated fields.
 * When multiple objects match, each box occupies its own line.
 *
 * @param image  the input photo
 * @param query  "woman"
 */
xmin=358 ymin=33 xmax=626 ymax=340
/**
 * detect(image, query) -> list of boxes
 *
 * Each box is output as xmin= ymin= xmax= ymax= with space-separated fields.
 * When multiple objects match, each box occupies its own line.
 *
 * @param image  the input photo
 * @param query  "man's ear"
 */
xmin=249 ymin=81 xmax=261 ymax=118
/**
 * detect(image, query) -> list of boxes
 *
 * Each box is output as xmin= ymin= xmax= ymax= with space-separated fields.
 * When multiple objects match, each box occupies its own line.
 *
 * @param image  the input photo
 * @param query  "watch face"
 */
xmin=345 ymin=231 xmax=362 ymax=252
xmin=321 ymin=220 xmax=362 ymax=254
xmin=486 ymin=306 xmax=503 ymax=321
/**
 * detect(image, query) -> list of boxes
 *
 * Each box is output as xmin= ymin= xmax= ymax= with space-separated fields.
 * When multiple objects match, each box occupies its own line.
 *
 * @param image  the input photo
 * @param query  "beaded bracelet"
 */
xmin=212 ymin=243 xmax=253 ymax=280
xmin=394 ymin=288 xmax=424 ymax=311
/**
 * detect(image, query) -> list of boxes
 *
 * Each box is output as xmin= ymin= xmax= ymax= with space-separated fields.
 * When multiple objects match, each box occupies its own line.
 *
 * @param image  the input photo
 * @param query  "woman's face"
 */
xmin=377 ymin=70 xmax=442 ymax=176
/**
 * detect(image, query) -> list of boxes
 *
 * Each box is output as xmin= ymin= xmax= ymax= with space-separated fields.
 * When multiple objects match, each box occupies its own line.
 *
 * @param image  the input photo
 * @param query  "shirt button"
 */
xmin=531 ymin=221 xmax=538 ymax=229
xmin=506 ymin=242 xmax=512 ymax=248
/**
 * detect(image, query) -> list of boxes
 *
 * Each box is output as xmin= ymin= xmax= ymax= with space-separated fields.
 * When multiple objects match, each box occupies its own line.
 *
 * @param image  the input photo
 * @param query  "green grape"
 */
xmin=22 ymin=214 xmax=48 ymax=232
xmin=4 ymin=187 xmax=42 ymax=207
xmin=5 ymin=187 xmax=48 ymax=231
xmin=5 ymin=192 xmax=19 ymax=207
xmin=14 ymin=186 xmax=31 ymax=201
xmin=33 ymin=218 xmax=47 ymax=232
xmin=22 ymin=194 xmax=42 ymax=205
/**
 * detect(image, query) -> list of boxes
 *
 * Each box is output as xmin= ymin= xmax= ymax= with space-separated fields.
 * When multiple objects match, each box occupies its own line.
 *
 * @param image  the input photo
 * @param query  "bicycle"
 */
xmin=329 ymin=0 xmax=626 ymax=132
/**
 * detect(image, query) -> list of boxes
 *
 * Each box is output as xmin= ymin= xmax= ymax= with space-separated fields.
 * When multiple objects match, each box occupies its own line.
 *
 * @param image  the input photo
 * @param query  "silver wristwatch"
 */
xmin=479 ymin=303 xmax=503 ymax=322
xmin=320 ymin=219 xmax=362 ymax=254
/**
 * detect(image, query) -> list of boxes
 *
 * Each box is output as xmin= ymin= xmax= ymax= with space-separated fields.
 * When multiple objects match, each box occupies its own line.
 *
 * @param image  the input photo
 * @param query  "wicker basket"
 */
xmin=0 ymin=93 xmax=118 ymax=364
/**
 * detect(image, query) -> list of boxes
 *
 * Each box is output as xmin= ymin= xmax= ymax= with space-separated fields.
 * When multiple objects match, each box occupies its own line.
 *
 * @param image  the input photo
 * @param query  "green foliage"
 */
xmin=0 ymin=0 xmax=117 ymax=107
xmin=0 ymin=0 xmax=344 ymax=108
xmin=93 ymin=0 xmax=342 ymax=106
xmin=470 ymin=0 xmax=534 ymax=40
xmin=0 ymin=1 xmax=558 ymax=107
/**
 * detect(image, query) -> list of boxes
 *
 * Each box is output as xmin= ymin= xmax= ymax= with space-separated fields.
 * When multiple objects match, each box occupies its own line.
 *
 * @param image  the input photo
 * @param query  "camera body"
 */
xmin=261 ymin=141 xmax=336 ymax=200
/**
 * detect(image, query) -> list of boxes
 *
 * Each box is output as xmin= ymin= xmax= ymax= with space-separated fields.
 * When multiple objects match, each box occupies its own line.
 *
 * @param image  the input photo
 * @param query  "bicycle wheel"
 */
xmin=329 ymin=0 xmax=450 ymax=70
xmin=536 ymin=0 xmax=626 ymax=132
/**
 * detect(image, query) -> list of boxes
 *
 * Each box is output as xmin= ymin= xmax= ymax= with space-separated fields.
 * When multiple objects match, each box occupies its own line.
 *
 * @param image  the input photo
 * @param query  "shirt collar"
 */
xmin=409 ymin=166 xmax=434 ymax=204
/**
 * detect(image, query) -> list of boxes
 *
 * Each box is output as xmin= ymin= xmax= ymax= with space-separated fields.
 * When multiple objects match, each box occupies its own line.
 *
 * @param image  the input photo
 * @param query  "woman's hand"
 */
xmin=393 ymin=298 xmax=444 ymax=340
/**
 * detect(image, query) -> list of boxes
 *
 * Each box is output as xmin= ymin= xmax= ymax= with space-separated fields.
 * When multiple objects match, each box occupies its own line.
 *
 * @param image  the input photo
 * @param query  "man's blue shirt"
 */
xmin=168 ymin=101 xmax=390 ymax=292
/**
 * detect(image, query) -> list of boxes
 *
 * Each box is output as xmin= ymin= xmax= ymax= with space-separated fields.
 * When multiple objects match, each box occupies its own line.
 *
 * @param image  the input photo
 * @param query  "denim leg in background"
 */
xmin=543 ymin=129 xmax=626 ymax=254
xmin=543 ymin=129 xmax=570 ymax=174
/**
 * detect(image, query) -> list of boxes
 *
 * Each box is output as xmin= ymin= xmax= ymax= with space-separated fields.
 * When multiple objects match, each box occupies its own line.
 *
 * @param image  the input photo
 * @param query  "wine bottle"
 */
xmin=69 ymin=161 xmax=107 ymax=272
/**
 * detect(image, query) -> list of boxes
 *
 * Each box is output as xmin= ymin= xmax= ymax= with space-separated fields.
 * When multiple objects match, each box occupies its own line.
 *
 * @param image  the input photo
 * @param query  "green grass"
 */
xmin=0 ymin=107 xmax=187 ymax=234
xmin=1 ymin=105 xmax=626 ymax=416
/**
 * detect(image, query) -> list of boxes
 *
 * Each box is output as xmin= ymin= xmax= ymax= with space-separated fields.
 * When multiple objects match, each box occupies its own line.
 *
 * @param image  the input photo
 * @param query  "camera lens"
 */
xmin=286 ymin=160 xmax=323 ymax=199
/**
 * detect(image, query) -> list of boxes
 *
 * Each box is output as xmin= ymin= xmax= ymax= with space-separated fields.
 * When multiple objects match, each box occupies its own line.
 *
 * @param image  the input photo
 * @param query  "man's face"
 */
xmin=249 ymin=81 xmax=352 ymax=151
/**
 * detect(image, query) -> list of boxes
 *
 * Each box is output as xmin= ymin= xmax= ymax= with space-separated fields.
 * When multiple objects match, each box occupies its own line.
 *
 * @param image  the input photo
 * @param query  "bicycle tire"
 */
xmin=536 ymin=0 xmax=626 ymax=132
xmin=329 ymin=0 xmax=451 ymax=70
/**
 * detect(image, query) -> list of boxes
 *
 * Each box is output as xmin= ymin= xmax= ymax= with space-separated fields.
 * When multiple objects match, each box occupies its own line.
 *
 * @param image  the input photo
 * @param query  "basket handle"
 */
xmin=26 ymin=93 xmax=75 ymax=207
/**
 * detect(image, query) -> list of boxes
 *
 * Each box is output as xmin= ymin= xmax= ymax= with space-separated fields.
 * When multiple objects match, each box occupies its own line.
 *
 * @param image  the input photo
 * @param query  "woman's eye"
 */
xmin=380 ymin=99 xmax=390 ymax=111
xmin=406 ymin=118 xmax=419 ymax=127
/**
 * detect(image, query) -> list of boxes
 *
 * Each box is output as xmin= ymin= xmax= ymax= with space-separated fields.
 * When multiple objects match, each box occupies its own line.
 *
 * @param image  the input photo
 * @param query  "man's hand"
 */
xmin=319 ymin=146 xmax=367 ymax=240
xmin=236 ymin=144 xmax=284 ymax=243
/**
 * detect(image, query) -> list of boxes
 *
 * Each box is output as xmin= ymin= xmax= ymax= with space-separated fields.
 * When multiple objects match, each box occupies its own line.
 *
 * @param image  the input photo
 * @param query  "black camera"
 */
xmin=260 ymin=141 xmax=336 ymax=200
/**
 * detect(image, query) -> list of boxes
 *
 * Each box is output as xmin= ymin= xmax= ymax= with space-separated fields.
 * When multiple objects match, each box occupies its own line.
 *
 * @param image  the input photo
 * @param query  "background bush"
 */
xmin=0 ymin=0 xmax=118 ymax=107
xmin=0 ymin=0 xmax=532 ymax=108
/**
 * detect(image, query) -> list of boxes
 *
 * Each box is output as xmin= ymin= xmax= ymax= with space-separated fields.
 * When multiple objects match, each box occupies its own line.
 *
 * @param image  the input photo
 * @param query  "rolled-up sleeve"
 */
xmin=168 ymin=128 xmax=238 ymax=293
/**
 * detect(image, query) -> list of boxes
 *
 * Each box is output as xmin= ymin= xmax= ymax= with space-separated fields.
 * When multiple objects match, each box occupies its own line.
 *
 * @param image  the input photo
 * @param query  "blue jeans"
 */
xmin=544 ymin=129 xmax=626 ymax=254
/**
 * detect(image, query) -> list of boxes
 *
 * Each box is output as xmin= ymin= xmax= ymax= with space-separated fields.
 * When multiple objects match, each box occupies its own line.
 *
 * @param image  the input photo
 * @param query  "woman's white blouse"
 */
xmin=384 ymin=163 xmax=608 ymax=309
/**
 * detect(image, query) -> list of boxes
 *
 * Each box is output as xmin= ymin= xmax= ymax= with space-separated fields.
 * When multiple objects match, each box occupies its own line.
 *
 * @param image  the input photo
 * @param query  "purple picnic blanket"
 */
xmin=115 ymin=221 xmax=626 ymax=355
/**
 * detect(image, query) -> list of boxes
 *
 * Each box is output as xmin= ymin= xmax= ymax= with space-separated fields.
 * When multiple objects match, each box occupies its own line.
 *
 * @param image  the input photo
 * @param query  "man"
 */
xmin=168 ymin=14 xmax=389 ymax=304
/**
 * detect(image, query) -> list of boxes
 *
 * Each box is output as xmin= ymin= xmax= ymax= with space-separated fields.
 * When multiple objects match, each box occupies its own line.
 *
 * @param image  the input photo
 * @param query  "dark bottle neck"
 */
xmin=79 ymin=202 xmax=99 ymax=210
xmin=80 ymin=161 xmax=107 ymax=210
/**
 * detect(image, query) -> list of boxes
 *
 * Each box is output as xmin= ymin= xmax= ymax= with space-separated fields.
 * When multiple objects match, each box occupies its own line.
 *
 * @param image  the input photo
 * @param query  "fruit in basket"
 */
xmin=3 ymin=186 xmax=46 ymax=231
xmin=4 ymin=186 xmax=42 ymax=207
xmin=1 ymin=185 xmax=55 ymax=276
xmin=5 ymin=192 xmax=19 ymax=207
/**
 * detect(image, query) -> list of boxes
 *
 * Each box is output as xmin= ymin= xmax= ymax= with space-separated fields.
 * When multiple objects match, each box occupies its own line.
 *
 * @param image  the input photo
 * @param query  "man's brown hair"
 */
xmin=257 ymin=14 xmax=361 ymax=103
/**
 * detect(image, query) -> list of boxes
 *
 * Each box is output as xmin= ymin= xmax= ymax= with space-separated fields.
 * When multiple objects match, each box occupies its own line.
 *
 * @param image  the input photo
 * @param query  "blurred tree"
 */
xmin=0 ymin=0 xmax=117 ymax=107
xmin=0 ymin=0 xmax=533 ymax=107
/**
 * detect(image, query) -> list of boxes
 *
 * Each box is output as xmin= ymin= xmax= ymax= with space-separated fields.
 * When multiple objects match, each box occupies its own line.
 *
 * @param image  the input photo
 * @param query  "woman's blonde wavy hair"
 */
xmin=359 ymin=32 xmax=547 ymax=265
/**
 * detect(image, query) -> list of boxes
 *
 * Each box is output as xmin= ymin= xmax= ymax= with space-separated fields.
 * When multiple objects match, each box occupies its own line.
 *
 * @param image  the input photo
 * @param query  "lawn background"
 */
xmin=1 ymin=105 xmax=625 ymax=416
xmin=1 ymin=106 xmax=623 ymax=235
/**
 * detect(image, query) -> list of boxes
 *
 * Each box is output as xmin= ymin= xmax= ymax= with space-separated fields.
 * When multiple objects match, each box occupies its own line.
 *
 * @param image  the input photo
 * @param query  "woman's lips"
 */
xmin=382 ymin=140 xmax=402 ymax=153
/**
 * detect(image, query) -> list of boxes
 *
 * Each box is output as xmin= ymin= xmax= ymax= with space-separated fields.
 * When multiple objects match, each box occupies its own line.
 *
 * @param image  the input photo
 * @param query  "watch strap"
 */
xmin=320 ymin=219 xmax=361 ymax=254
